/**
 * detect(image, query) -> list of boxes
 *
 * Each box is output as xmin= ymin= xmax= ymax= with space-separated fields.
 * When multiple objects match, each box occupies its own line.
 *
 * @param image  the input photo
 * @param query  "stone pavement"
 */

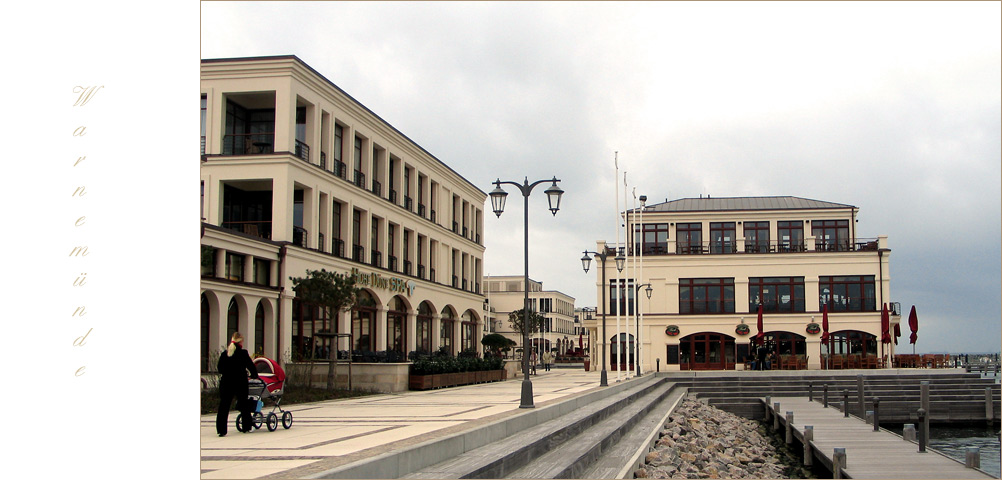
xmin=200 ymin=368 xmax=609 ymax=479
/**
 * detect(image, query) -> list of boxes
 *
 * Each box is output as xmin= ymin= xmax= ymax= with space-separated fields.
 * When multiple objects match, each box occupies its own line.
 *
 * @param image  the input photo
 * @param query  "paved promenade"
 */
xmin=200 ymin=369 xmax=606 ymax=479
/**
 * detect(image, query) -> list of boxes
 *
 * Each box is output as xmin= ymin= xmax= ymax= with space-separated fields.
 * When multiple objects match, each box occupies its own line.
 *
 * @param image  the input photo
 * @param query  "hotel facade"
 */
xmin=585 ymin=196 xmax=900 ymax=372
xmin=200 ymin=56 xmax=487 ymax=371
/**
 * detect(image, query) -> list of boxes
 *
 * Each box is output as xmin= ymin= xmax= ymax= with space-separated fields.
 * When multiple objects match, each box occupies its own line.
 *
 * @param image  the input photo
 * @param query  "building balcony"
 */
xmin=389 ymin=190 xmax=398 ymax=204
xmin=418 ymin=264 xmax=425 ymax=279
xmin=403 ymin=259 xmax=412 ymax=276
xmin=614 ymin=237 xmax=882 ymax=257
xmin=293 ymin=226 xmax=308 ymax=248
xmin=334 ymin=160 xmax=347 ymax=179
xmin=320 ymin=151 xmax=326 ymax=170
xmin=223 ymin=133 xmax=274 ymax=155
xmin=353 ymin=244 xmax=365 ymax=262
xmin=294 ymin=140 xmax=310 ymax=162
xmin=221 ymin=220 xmax=272 ymax=239
xmin=418 ymin=203 xmax=426 ymax=218
xmin=353 ymin=170 xmax=366 ymax=188
xmin=372 ymin=180 xmax=382 ymax=197
xmin=371 ymin=250 xmax=382 ymax=268
xmin=332 ymin=238 xmax=346 ymax=258
xmin=388 ymin=255 xmax=398 ymax=272
xmin=430 ymin=268 xmax=436 ymax=282
xmin=404 ymin=196 xmax=413 ymax=212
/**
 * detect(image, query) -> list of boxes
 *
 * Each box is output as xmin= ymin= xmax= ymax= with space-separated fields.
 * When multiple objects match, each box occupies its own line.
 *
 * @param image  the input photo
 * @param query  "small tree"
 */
xmin=509 ymin=308 xmax=545 ymax=349
xmin=290 ymin=268 xmax=360 ymax=391
xmin=481 ymin=333 xmax=516 ymax=358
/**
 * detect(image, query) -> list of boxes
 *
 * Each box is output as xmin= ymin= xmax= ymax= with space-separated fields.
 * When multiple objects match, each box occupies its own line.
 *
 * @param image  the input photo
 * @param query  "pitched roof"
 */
xmin=637 ymin=196 xmax=856 ymax=213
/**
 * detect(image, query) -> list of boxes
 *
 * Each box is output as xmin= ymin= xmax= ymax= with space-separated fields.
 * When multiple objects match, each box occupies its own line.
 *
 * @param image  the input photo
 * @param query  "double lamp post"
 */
xmin=489 ymin=176 xmax=563 ymax=409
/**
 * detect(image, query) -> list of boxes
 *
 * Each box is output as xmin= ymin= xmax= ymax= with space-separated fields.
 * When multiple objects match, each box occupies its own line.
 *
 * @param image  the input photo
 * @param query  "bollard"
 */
xmin=857 ymin=374 xmax=865 ymax=417
xmin=765 ymin=395 xmax=772 ymax=422
xmin=965 ymin=447 xmax=981 ymax=469
xmin=986 ymin=387 xmax=994 ymax=425
xmin=873 ymin=397 xmax=880 ymax=431
xmin=803 ymin=426 xmax=813 ymax=467
xmin=774 ymin=402 xmax=781 ymax=430
xmin=786 ymin=412 xmax=794 ymax=444
xmin=903 ymin=424 xmax=916 ymax=442
xmin=823 ymin=384 xmax=829 ymax=408
xmin=809 ymin=381 xmax=813 ymax=402
xmin=920 ymin=381 xmax=930 ymax=442
xmin=833 ymin=448 xmax=847 ymax=479
xmin=843 ymin=390 xmax=849 ymax=418
xmin=917 ymin=408 xmax=927 ymax=453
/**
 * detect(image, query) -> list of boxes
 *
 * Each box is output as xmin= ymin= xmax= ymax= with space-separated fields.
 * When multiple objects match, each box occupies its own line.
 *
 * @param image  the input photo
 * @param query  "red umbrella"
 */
xmin=755 ymin=305 xmax=765 ymax=345
xmin=880 ymin=303 xmax=891 ymax=344
xmin=893 ymin=323 xmax=901 ymax=345
xmin=820 ymin=304 xmax=830 ymax=346
xmin=908 ymin=305 xmax=919 ymax=354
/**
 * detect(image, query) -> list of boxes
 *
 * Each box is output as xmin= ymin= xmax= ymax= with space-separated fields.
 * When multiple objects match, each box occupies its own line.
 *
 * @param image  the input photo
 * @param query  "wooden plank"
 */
xmin=766 ymin=397 xmax=994 ymax=479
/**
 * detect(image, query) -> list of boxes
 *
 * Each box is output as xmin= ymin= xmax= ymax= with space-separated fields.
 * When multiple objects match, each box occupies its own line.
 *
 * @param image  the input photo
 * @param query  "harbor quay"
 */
xmin=201 ymin=368 xmax=999 ymax=479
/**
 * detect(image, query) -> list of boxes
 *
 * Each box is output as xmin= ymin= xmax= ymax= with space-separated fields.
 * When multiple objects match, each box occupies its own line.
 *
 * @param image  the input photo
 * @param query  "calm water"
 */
xmin=928 ymin=425 xmax=1001 ymax=478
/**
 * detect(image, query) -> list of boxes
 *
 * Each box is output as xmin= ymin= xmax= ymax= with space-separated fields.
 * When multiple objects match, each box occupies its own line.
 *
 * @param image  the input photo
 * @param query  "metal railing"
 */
xmin=318 ymin=232 xmax=326 ymax=253
xmin=334 ymin=160 xmax=346 ymax=179
xmin=388 ymin=255 xmax=398 ymax=272
xmin=222 ymin=133 xmax=274 ymax=155
xmin=220 ymin=220 xmax=272 ymax=239
xmin=405 ymin=196 xmax=413 ymax=212
xmin=294 ymin=140 xmax=310 ymax=162
xmin=404 ymin=260 xmax=412 ymax=276
xmin=353 ymin=170 xmax=366 ymax=188
xmin=333 ymin=238 xmax=346 ymax=258
xmin=418 ymin=203 xmax=426 ymax=217
xmin=371 ymin=180 xmax=382 ymax=197
xmin=353 ymin=244 xmax=365 ymax=262
xmin=418 ymin=264 xmax=425 ymax=279
xmin=370 ymin=250 xmax=382 ymax=268
xmin=293 ymin=226 xmax=308 ymax=247
xmin=389 ymin=190 xmax=398 ymax=204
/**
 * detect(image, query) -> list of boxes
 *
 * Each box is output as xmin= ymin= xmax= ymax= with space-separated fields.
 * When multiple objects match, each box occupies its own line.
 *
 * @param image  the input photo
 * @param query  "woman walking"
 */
xmin=216 ymin=332 xmax=259 ymax=436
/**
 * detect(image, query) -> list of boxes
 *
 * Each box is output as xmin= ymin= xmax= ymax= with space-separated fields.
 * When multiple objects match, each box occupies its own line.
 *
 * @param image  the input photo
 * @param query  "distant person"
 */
xmin=216 ymin=332 xmax=260 ymax=436
xmin=542 ymin=350 xmax=553 ymax=372
xmin=530 ymin=350 xmax=538 ymax=375
xmin=756 ymin=345 xmax=767 ymax=371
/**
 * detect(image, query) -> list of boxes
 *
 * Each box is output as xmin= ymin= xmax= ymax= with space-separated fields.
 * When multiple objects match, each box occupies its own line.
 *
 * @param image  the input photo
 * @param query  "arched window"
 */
xmin=227 ymin=298 xmax=239 ymax=341
xmin=387 ymin=296 xmax=407 ymax=355
xmin=201 ymin=294 xmax=210 ymax=372
xmin=352 ymin=291 xmax=377 ymax=351
xmin=254 ymin=302 xmax=265 ymax=356
xmin=440 ymin=306 xmax=455 ymax=355
xmin=461 ymin=310 xmax=476 ymax=353
xmin=417 ymin=302 xmax=433 ymax=354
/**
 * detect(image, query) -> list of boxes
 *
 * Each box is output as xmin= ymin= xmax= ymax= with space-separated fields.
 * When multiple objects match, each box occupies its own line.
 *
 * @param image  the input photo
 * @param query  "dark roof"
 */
xmin=637 ymin=196 xmax=856 ymax=213
xmin=201 ymin=55 xmax=486 ymax=197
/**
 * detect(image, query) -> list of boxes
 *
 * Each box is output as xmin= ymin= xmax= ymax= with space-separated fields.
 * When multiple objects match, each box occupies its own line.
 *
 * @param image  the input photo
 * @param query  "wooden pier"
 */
xmin=764 ymin=396 xmax=995 ymax=479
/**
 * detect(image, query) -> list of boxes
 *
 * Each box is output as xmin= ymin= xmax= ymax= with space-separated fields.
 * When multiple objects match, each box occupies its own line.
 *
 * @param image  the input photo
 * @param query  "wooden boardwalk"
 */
xmin=765 ymin=396 xmax=995 ymax=479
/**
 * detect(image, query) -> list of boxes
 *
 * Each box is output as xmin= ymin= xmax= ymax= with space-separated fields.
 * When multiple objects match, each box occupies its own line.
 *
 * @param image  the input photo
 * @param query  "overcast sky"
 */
xmin=202 ymin=1 xmax=1000 ymax=354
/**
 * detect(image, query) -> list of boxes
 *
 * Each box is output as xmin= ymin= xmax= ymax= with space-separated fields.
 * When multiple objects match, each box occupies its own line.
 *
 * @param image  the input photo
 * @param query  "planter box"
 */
xmin=408 ymin=370 xmax=506 ymax=390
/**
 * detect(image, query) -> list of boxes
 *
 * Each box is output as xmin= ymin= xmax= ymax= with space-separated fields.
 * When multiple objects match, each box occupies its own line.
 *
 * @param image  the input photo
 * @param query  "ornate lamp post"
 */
xmin=490 ymin=176 xmax=563 ymax=409
xmin=634 ymin=282 xmax=653 ymax=376
xmin=581 ymin=247 xmax=625 ymax=387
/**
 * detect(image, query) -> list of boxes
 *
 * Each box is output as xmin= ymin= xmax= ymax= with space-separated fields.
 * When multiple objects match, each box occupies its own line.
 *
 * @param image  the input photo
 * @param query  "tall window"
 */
xmin=253 ymin=258 xmax=270 ymax=286
xmin=332 ymin=201 xmax=343 ymax=256
xmin=254 ymin=302 xmax=265 ymax=355
xmin=417 ymin=302 xmax=433 ymax=354
xmin=227 ymin=299 xmax=239 ymax=340
xmin=819 ymin=276 xmax=876 ymax=312
xmin=676 ymin=223 xmax=702 ymax=254
xmin=440 ymin=307 xmax=455 ymax=355
xmin=634 ymin=223 xmax=669 ymax=255
xmin=709 ymin=222 xmax=736 ymax=254
xmin=609 ymin=279 xmax=635 ymax=316
xmin=778 ymin=221 xmax=804 ymax=252
xmin=743 ymin=221 xmax=770 ymax=253
xmin=225 ymin=253 xmax=244 ymax=282
xmin=748 ymin=277 xmax=805 ymax=313
xmin=387 ymin=223 xmax=396 ymax=270
xmin=461 ymin=311 xmax=476 ymax=353
xmin=352 ymin=291 xmax=377 ymax=351
xmin=201 ymin=294 xmax=210 ymax=372
xmin=353 ymin=136 xmax=362 ymax=175
xmin=812 ymin=220 xmax=850 ymax=251
xmin=352 ymin=209 xmax=363 ymax=261
xmin=333 ymin=124 xmax=344 ymax=177
xmin=371 ymin=218 xmax=380 ymax=267
xmin=387 ymin=296 xmax=406 ymax=355
xmin=200 ymin=95 xmax=207 ymax=155
xmin=679 ymin=278 xmax=735 ymax=314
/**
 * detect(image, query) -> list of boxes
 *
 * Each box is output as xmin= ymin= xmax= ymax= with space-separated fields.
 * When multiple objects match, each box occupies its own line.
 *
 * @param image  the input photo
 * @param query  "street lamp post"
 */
xmin=581 ymin=246 xmax=625 ymax=387
xmin=490 ymin=176 xmax=563 ymax=409
xmin=634 ymin=282 xmax=653 ymax=376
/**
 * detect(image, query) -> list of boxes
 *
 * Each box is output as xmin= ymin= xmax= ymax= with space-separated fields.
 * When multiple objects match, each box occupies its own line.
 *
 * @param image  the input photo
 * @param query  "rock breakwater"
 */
xmin=635 ymin=399 xmax=792 ymax=479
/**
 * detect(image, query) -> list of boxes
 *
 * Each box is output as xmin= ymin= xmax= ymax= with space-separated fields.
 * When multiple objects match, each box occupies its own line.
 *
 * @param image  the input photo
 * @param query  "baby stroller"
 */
xmin=235 ymin=356 xmax=293 ymax=432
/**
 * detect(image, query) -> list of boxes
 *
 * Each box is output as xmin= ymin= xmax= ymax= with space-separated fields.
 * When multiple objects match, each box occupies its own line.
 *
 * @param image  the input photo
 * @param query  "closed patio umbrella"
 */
xmin=893 ymin=323 xmax=900 ymax=345
xmin=908 ymin=305 xmax=919 ymax=354
xmin=821 ymin=304 xmax=830 ymax=369
xmin=755 ymin=305 xmax=765 ymax=345
xmin=880 ymin=303 xmax=891 ymax=366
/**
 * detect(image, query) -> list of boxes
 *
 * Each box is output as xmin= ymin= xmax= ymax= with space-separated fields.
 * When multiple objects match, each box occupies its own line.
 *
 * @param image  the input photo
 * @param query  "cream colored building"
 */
xmin=200 ymin=56 xmax=486 ymax=370
xmin=484 ymin=276 xmax=577 ymax=357
xmin=585 ymin=196 xmax=900 ymax=372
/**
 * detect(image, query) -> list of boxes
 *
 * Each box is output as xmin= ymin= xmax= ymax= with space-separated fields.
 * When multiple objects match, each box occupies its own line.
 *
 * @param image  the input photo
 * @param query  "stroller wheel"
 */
xmin=267 ymin=413 xmax=279 ymax=432
xmin=252 ymin=412 xmax=264 ymax=429
xmin=235 ymin=414 xmax=247 ymax=432
xmin=282 ymin=411 xmax=293 ymax=429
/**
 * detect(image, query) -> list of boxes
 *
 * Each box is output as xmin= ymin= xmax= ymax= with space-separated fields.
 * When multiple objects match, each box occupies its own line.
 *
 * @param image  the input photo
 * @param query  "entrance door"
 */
xmin=609 ymin=333 xmax=635 ymax=371
xmin=679 ymin=333 xmax=736 ymax=370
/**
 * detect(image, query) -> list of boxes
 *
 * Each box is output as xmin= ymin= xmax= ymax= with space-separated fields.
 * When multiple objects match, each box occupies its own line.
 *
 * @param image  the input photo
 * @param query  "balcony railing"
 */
xmin=371 ymin=250 xmax=382 ymax=268
xmin=318 ymin=232 xmax=326 ymax=253
xmin=201 ymin=136 xmax=206 ymax=155
xmin=220 ymin=220 xmax=272 ymax=239
xmin=430 ymin=268 xmax=436 ymax=282
xmin=418 ymin=204 xmax=426 ymax=218
xmin=462 ymin=226 xmax=469 ymax=238
xmin=334 ymin=160 xmax=346 ymax=179
xmin=372 ymin=180 xmax=382 ymax=197
xmin=405 ymin=196 xmax=413 ymax=212
xmin=293 ymin=226 xmax=308 ymax=248
xmin=388 ymin=255 xmax=398 ymax=272
xmin=389 ymin=190 xmax=398 ymax=204
xmin=353 ymin=170 xmax=366 ymax=188
xmin=606 ymin=237 xmax=880 ymax=257
xmin=294 ymin=140 xmax=310 ymax=162
xmin=320 ymin=152 xmax=327 ymax=170
xmin=452 ymin=221 xmax=459 ymax=233
xmin=452 ymin=275 xmax=458 ymax=288
xmin=353 ymin=244 xmax=365 ymax=262
xmin=462 ymin=278 xmax=467 ymax=291
xmin=430 ymin=209 xmax=436 ymax=223
xmin=418 ymin=264 xmax=425 ymax=279
xmin=222 ymin=133 xmax=274 ymax=155
xmin=333 ymin=238 xmax=346 ymax=258
xmin=403 ymin=259 xmax=412 ymax=276
xmin=475 ymin=233 xmax=481 ymax=244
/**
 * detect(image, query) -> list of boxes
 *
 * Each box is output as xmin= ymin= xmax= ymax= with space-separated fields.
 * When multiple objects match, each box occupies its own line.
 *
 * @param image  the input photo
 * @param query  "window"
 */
xmin=253 ymin=258 xmax=270 ymax=285
xmin=352 ymin=209 xmax=363 ymax=261
xmin=812 ymin=220 xmax=850 ymax=251
xmin=227 ymin=299 xmax=239 ymax=340
xmin=352 ymin=291 xmax=377 ymax=351
xmin=200 ymin=95 xmax=207 ymax=155
xmin=332 ymin=201 xmax=343 ymax=256
xmin=225 ymin=253 xmax=244 ymax=282
xmin=710 ymin=222 xmax=736 ymax=254
xmin=744 ymin=221 xmax=770 ymax=253
xmin=676 ymin=223 xmax=702 ymax=254
xmin=778 ymin=221 xmax=804 ymax=252
xmin=634 ymin=223 xmax=669 ymax=255
xmin=387 ymin=297 xmax=406 ymax=355
xmin=679 ymin=278 xmax=735 ymax=314
xmin=333 ymin=124 xmax=345 ymax=177
xmin=609 ymin=279 xmax=635 ymax=316
xmin=417 ymin=302 xmax=433 ymax=354
xmin=819 ymin=276 xmax=876 ymax=312
xmin=371 ymin=218 xmax=380 ymax=267
xmin=440 ymin=307 xmax=455 ymax=355
xmin=748 ymin=277 xmax=805 ymax=313
xmin=254 ymin=302 xmax=265 ymax=355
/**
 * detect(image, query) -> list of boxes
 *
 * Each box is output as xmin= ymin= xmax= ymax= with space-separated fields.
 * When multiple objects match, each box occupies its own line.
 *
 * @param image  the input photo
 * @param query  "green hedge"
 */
xmin=410 ymin=355 xmax=504 ymax=375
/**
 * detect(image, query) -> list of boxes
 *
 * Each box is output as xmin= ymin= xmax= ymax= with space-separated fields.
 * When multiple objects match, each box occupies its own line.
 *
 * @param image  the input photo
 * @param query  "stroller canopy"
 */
xmin=254 ymin=357 xmax=286 ymax=382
